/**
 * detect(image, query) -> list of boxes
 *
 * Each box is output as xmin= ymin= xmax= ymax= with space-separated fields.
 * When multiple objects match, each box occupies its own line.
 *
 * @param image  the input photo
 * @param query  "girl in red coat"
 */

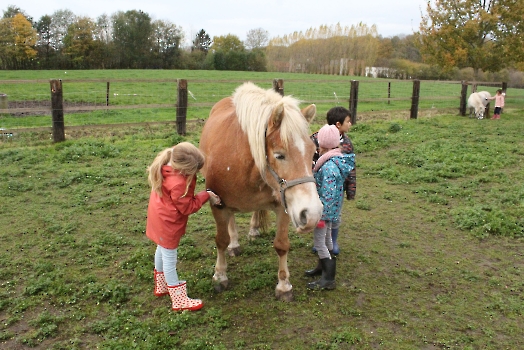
xmin=146 ymin=142 xmax=220 ymax=311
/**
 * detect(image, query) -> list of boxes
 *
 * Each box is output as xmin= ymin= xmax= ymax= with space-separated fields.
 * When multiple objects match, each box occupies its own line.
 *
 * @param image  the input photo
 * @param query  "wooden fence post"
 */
xmin=176 ymin=79 xmax=188 ymax=135
xmin=273 ymin=79 xmax=284 ymax=96
xmin=106 ymin=82 xmax=110 ymax=106
xmin=388 ymin=82 xmax=391 ymax=105
xmin=50 ymin=79 xmax=65 ymax=142
xmin=0 ymin=93 xmax=7 ymax=114
xmin=501 ymin=82 xmax=507 ymax=114
xmin=459 ymin=80 xmax=468 ymax=116
xmin=349 ymin=80 xmax=359 ymax=125
xmin=410 ymin=79 xmax=420 ymax=119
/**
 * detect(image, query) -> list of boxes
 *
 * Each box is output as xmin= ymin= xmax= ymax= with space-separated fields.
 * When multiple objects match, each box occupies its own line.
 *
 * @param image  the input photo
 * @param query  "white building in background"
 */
xmin=365 ymin=67 xmax=395 ymax=78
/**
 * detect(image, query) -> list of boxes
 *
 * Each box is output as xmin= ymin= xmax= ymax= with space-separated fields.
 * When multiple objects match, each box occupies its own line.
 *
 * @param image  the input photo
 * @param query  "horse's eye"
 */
xmin=275 ymin=153 xmax=285 ymax=160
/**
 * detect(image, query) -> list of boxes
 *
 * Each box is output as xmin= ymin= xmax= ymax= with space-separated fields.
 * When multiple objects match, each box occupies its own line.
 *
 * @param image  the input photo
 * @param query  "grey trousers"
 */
xmin=313 ymin=221 xmax=334 ymax=259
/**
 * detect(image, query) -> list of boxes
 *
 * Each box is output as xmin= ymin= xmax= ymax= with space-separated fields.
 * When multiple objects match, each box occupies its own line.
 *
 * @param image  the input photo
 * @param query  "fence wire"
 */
xmin=1 ymin=78 xmax=522 ymax=131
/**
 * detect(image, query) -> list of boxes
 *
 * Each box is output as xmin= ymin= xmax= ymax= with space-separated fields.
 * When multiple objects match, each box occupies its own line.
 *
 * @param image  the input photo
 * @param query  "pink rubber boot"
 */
xmin=154 ymin=269 xmax=169 ymax=297
xmin=168 ymin=281 xmax=203 ymax=311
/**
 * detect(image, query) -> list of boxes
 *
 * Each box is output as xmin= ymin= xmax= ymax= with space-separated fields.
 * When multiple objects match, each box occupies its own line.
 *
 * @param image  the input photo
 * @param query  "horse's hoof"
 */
xmin=275 ymin=290 xmax=294 ymax=302
xmin=214 ymin=280 xmax=228 ymax=293
xmin=227 ymin=246 xmax=241 ymax=257
xmin=248 ymin=228 xmax=260 ymax=241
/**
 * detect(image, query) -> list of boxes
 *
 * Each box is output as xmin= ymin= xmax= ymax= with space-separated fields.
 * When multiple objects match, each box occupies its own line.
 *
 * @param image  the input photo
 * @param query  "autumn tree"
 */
xmin=266 ymin=22 xmax=379 ymax=75
xmin=418 ymin=0 xmax=524 ymax=75
xmin=63 ymin=17 xmax=100 ymax=68
xmin=0 ymin=13 xmax=37 ymax=69
xmin=212 ymin=34 xmax=244 ymax=51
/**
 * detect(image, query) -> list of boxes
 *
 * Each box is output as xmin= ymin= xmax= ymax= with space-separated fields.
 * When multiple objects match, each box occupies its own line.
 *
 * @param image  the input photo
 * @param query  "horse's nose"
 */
xmin=300 ymin=209 xmax=308 ymax=226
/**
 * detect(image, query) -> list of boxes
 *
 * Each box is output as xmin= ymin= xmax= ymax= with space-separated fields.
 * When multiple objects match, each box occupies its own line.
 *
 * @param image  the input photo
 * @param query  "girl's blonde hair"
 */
xmin=147 ymin=142 xmax=205 ymax=197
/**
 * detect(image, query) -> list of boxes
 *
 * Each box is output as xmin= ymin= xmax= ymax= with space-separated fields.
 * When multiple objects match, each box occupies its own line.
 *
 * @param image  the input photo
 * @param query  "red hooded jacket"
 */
xmin=146 ymin=165 xmax=209 ymax=249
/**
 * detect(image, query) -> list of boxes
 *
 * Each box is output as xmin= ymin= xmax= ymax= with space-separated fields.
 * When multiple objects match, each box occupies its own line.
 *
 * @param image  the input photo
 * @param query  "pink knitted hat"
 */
xmin=317 ymin=124 xmax=340 ymax=149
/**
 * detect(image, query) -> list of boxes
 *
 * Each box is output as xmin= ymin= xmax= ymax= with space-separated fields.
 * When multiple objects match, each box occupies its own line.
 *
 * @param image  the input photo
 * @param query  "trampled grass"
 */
xmin=0 ymin=103 xmax=523 ymax=348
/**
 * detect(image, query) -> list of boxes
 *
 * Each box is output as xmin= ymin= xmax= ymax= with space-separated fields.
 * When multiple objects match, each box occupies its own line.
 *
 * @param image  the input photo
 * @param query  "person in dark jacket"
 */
xmin=309 ymin=106 xmax=356 ymax=256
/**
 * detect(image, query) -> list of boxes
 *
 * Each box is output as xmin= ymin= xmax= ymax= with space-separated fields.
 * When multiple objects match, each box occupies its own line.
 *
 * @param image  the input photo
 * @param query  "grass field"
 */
xmin=1 ymin=99 xmax=523 ymax=349
xmin=2 ymin=70 xmax=523 ymax=130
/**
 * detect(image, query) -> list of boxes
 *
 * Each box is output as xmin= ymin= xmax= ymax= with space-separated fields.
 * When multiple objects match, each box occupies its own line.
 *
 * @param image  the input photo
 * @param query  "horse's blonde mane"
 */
xmin=232 ymin=82 xmax=310 ymax=174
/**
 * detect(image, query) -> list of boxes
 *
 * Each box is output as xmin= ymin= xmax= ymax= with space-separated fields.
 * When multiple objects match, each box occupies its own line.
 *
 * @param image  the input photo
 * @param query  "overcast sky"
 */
xmin=11 ymin=0 xmax=428 ymax=44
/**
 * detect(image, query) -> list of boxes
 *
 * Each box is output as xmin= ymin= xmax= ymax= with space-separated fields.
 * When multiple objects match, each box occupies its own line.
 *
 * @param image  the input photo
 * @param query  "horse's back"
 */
xmin=477 ymin=91 xmax=491 ymax=105
xmin=200 ymin=97 xmax=237 ymax=150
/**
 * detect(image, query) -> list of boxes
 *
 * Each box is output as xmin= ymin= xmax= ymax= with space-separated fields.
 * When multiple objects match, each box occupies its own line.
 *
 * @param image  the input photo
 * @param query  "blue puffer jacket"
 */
xmin=314 ymin=153 xmax=355 ymax=222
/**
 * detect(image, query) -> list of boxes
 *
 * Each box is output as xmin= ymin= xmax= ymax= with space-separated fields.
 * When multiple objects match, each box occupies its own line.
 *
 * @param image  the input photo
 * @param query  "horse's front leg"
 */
xmin=212 ymin=208 xmax=232 ymax=292
xmin=273 ymin=209 xmax=293 ymax=302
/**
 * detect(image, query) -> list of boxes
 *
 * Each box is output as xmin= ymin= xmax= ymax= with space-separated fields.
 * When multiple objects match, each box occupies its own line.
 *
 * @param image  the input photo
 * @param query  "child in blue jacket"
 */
xmin=306 ymin=124 xmax=355 ymax=290
xmin=310 ymin=106 xmax=356 ymax=255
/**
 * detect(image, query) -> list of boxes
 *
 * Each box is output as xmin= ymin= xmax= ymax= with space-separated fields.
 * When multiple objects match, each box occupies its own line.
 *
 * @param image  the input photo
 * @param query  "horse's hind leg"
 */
xmin=212 ymin=209 xmax=232 ymax=292
xmin=249 ymin=212 xmax=262 ymax=240
xmin=249 ymin=210 xmax=270 ymax=241
xmin=227 ymin=216 xmax=241 ymax=256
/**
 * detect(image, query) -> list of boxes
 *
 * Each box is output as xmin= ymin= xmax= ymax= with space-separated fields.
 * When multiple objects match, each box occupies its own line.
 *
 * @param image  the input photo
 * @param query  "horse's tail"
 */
xmin=252 ymin=210 xmax=271 ymax=233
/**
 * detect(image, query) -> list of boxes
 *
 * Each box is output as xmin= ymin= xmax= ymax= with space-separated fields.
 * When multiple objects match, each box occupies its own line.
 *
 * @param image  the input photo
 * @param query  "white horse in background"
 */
xmin=467 ymin=91 xmax=492 ymax=119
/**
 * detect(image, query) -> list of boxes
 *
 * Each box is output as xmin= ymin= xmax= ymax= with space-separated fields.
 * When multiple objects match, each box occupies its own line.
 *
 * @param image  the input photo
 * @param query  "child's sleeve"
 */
xmin=344 ymin=168 xmax=357 ymax=200
xmin=342 ymin=138 xmax=357 ymax=200
xmin=170 ymin=186 xmax=210 ymax=216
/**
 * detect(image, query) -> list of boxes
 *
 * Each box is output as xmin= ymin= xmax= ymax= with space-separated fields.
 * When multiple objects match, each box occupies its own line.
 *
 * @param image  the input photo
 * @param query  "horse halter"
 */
xmin=264 ymin=127 xmax=315 ymax=211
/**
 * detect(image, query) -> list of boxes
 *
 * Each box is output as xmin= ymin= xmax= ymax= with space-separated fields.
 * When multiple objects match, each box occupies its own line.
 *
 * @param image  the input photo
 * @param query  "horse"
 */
xmin=199 ymin=82 xmax=323 ymax=301
xmin=467 ymin=91 xmax=491 ymax=119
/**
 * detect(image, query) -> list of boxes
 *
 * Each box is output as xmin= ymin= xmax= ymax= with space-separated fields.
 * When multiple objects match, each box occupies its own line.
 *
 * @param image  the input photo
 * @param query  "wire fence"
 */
xmin=1 ymin=78 xmax=522 ymax=134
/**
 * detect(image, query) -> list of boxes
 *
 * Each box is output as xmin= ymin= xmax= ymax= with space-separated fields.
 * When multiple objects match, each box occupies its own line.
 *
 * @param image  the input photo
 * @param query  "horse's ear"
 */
xmin=269 ymin=103 xmax=285 ymax=129
xmin=301 ymin=104 xmax=316 ymax=123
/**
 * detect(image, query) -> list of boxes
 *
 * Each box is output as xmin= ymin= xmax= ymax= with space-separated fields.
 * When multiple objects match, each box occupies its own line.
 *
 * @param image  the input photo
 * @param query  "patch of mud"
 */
xmin=4 ymin=100 xmax=98 ymax=117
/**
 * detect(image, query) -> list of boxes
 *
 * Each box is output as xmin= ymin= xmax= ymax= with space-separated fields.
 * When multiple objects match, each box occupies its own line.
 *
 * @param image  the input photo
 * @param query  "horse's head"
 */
xmin=265 ymin=102 xmax=323 ymax=233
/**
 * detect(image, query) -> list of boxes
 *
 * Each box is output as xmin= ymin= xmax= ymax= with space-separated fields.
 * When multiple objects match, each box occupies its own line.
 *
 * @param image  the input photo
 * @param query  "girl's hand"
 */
xmin=206 ymin=189 xmax=222 ymax=206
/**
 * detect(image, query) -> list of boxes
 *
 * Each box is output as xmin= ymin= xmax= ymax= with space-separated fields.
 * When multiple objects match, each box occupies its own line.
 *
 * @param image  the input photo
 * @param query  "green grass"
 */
xmin=0 ymin=93 xmax=523 ymax=349
xmin=2 ymin=70 xmax=523 ymax=130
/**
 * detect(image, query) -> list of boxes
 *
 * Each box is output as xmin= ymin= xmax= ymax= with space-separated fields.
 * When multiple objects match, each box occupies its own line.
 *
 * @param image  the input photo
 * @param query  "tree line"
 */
xmin=1 ymin=2 xmax=524 ymax=85
xmin=0 ymin=6 xmax=269 ymax=71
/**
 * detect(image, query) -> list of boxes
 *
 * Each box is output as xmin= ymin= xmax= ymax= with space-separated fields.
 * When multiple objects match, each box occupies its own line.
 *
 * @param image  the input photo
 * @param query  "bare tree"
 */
xmin=50 ymin=9 xmax=77 ymax=50
xmin=245 ymin=28 xmax=269 ymax=50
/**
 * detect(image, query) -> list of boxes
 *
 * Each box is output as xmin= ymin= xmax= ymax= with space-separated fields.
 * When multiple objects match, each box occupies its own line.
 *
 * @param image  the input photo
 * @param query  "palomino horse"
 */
xmin=199 ymin=82 xmax=323 ymax=301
